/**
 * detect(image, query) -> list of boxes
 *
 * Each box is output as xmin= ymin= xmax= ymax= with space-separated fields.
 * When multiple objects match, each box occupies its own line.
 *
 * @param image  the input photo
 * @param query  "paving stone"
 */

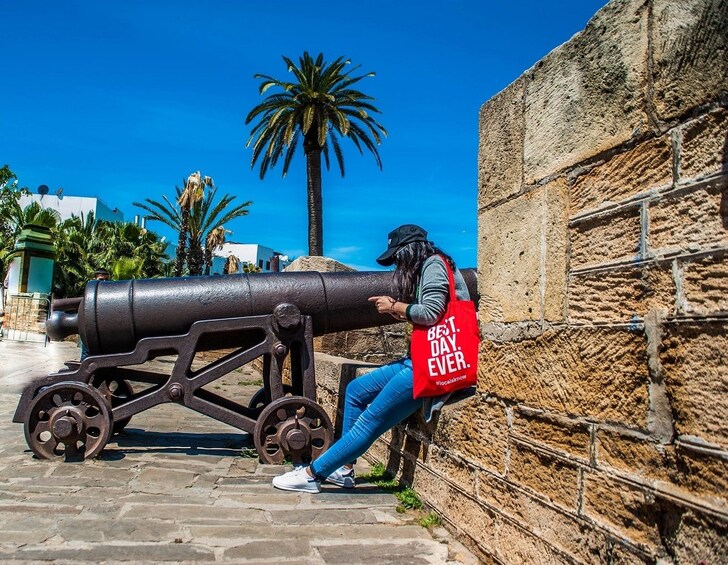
xmin=316 ymin=539 xmax=450 ymax=564
xmin=224 ymin=539 xmax=314 ymax=560
xmin=7 ymin=543 xmax=215 ymax=562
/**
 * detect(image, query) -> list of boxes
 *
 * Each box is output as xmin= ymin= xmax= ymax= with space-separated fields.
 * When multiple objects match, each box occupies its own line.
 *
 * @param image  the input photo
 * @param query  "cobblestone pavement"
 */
xmin=0 ymin=339 xmax=478 ymax=564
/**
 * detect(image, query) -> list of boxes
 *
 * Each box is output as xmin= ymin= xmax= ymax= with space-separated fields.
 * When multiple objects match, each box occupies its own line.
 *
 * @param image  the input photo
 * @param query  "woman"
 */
xmin=272 ymin=224 xmax=470 ymax=493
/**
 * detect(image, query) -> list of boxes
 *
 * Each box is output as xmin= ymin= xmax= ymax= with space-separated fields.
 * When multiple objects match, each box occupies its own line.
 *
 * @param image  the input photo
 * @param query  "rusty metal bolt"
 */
xmin=274 ymin=342 xmax=288 ymax=356
xmin=168 ymin=383 xmax=184 ymax=401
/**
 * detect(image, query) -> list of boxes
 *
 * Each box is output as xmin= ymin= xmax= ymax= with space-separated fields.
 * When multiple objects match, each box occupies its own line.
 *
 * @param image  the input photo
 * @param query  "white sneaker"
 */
xmin=272 ymin=466 xmax=321 ymax=493
xmin=325 ymin=466 xmax=356 ymax=488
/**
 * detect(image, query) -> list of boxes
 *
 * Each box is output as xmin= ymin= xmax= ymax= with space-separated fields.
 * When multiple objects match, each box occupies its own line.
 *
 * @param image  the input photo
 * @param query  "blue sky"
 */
xmin=2 ymin=0 xmax=607 ymax=271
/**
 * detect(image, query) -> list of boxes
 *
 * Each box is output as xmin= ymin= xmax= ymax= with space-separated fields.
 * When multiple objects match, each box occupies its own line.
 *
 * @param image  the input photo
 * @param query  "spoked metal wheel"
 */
xmin=248 ymin=384 xmax=294 ymax=416
xmin=24 ymin=382 xmax=112 ymax=461
xmin=253 ymin=396 xmax=333 ymax=465
xmin=91 ymin=376 xmax=134 ymax=434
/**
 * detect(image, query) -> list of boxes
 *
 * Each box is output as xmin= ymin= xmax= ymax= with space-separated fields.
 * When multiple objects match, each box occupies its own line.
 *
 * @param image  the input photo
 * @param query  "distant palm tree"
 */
xmin=175 ymin=172 xmax=211 ymax=276
xmin=204 ymin=226 xmax=230 ymax=275
xmin=134 ymin=185 xmax=252 ymax=276
xmin=246 ymin=52 xmax=387 ymax=256
xmin=241 ymin=261 xmax=261 ymax=274
xmin=224 ymin=254 xmax=240 ymax=274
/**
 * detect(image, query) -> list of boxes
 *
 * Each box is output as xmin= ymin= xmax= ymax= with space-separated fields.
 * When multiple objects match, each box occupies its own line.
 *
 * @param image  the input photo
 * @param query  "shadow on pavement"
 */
xmin=98 ymin=428 xmax=252 ymax=459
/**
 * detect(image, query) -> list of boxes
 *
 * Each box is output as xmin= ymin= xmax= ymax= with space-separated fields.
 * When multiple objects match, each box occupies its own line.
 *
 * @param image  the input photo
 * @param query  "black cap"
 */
xmin=376 ymin=224 xmax=428 ymax=266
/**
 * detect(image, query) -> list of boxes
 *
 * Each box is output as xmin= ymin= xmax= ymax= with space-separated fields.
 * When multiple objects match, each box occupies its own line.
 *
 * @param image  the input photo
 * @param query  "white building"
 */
xmin=211 ymin=243 xmax=291 ymax=274
xmin=19 ymin=192 xmax=124 ymax=223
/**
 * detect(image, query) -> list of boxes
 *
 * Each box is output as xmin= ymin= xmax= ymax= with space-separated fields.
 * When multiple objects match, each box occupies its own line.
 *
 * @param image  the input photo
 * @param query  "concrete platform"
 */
xmin=0 ymin=339 xmax=479 ymax=564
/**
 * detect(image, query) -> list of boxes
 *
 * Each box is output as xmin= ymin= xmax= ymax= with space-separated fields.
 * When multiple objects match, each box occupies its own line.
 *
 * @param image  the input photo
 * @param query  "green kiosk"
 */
xmin=3 ymin=224 xmax=56 ymax=339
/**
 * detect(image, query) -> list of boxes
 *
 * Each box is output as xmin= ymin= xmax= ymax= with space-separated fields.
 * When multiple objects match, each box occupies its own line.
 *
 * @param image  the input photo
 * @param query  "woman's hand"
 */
xmin=368 ymin=296 xmax=407 ymax=321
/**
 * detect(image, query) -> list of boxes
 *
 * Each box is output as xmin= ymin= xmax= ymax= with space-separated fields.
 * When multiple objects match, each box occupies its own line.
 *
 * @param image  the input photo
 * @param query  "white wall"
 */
xmin=19 ymin=194 xmax=124 ymax=223
xmin=211 ymin=243 xmax=291 ymax=274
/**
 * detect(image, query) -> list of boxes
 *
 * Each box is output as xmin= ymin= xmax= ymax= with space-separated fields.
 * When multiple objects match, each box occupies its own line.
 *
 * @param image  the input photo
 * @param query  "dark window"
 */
xmin=265 ymin=261 xmax=270 ymax=270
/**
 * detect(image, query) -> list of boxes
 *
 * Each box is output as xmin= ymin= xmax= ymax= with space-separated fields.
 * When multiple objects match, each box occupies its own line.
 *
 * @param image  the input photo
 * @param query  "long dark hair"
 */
xmin=392 ymin=241 xmax=455 ymax=302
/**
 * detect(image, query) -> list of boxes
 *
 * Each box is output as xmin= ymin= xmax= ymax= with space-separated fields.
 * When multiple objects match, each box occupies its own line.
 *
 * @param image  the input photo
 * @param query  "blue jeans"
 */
xmin=310 ymin=358 xmax=422 ymax=479
xmin=79 ymin=339 xmax=89 ymax=361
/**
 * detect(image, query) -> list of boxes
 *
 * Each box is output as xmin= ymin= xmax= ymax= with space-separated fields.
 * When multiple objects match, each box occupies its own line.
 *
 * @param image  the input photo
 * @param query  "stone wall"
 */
xmin=345 ymin=0 xmax=727 ymax=562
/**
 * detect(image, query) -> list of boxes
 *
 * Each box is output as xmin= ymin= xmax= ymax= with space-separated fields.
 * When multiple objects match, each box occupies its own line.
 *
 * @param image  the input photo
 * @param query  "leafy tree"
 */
xmin=0 ymin=165 xmax=30 ymax=277
xmin=246 ymin=52 xmax=387 ymax=256
xmin=134 ymin=184 xmax=252 ymax=276
xmin=111 ymin=257 xmax=144 ymax=280
xmin=51 ymin=213 xmax=168 ymax=297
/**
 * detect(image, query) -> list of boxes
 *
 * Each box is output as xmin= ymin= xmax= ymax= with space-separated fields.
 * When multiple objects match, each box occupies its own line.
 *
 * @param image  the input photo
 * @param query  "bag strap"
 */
xmin=437 ymin=255 xmax=457 ymax=303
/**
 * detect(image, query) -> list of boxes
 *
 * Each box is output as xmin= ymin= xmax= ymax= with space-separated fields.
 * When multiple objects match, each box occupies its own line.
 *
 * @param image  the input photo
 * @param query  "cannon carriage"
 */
xmin=13 ymin=269 xmax=477 ymax=464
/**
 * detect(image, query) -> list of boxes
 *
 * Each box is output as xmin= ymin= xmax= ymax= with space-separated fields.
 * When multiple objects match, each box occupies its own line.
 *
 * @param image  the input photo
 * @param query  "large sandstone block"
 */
xmin=679 ymin=108 xmax=728 ymax=181
xmin=582 ymin=472 xmax=663 ymax=550
xmin=570 ymin=134 xmax=673 ymax=215
xmin=651 ymin=0 xmax=728 ymax=122
xmin=568 ymin=263 xmax=675 ymax=322
xmin=595 ymin=426 xmax=675 ymax=481
xmin=569 ymin=207 xmax=642 ymax=270
xmin=523 ymin=0 xmax=650 ymax=183
xmin=493 ymin=520 xmax=571 ymax=565
xmin=432 ymin=395 xmax=508 ymax=474
xmin=478 ymin=180 xmax=568 ymax=322
xmin=670 ymin=442 xmax=728 ymax=501
xmin=660 ymin=321 xmax=728 ymax=448
xmin=662 ymin=509 xmax=728 ymax=562
xmin=511 ymin=409 xmax=592 ymax=461
xmin=317 ymin=325 xmax=409 ymax=364
xmin=508 ymin=442 xmax=580 ymax=510
xmin=313 ymin=352 xmax=374 ymax=396
xmin=649 ymin=178 xmax=728 ymax=256
xmin=479 ymin=327 xmax=649 ymax=428
xmin=478 ymin=78 xmax=525 ymax=209
xmin=426 ymin=445 xmax=478 ymax=496
xmin=478 ymin=470 xmax=609 ymax=563
xmin=283 ymin=256 xmax=354 ymax=272
xmin=412 ymin=467 xmax=497 ymax=551
xmin=680 ymin=253 xmax=728 ymax=315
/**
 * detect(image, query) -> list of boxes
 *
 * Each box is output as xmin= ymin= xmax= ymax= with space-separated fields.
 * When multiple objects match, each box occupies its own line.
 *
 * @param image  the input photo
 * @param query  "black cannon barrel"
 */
xmin=46 ymin=269 xmax=478 ymax=355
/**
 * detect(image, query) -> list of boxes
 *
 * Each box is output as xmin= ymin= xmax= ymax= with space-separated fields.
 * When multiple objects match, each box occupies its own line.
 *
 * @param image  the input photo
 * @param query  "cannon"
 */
xmin=14 ymin=269 xmax=478 ymax=464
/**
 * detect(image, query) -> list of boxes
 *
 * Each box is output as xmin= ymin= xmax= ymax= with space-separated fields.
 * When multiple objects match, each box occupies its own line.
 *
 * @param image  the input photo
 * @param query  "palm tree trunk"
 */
xmin=204 ymin=248 xmax=212 ymax=275
xmin=175 ymin=209 xmax=189 ymax=276
xmin=305 ymin=144 xmax=323 ymax=256
xmin=188 ymin=242 xmax=204 ymax=276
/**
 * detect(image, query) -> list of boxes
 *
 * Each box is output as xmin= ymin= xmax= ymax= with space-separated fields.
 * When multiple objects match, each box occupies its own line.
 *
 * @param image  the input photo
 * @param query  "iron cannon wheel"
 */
xmin=248 ymin=384 xmax=294 ymax=416
xmin=24 ymin=382 xmax=112 ymax=461
xmin=253 ymin=396 xmax=333 ymax=465
xmin=91 ymin=376 xmax=134 ymax=435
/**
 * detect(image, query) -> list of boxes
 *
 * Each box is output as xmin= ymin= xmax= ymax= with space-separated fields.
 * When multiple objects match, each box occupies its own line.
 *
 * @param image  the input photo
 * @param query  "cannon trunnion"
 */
xmin=14 ymin=269 xmax=478 ymax=464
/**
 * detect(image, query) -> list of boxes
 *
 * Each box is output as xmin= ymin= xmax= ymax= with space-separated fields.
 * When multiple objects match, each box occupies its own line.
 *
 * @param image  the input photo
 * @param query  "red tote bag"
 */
xmin=411 ymin=257 xmax=480 ymax=399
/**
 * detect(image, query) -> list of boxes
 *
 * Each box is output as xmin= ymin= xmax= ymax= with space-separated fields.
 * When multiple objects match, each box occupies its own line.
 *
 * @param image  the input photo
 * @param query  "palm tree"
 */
xmin=134 ymin=185 xmax=252 ymax=276
xmin=246 ymin=52 xmax=387 ymax=256
xmin=174 ymin=172 xmax=211 ymax=276
xmin=224 ymin=254 xmax=240 ymax=274
xmin=241 ymin=261 xmax=261 ymax=274
xmin=205 ymin=226 xmax=230 ymax=275
xmin=51 ymin=214 xmax=168 ymax=297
